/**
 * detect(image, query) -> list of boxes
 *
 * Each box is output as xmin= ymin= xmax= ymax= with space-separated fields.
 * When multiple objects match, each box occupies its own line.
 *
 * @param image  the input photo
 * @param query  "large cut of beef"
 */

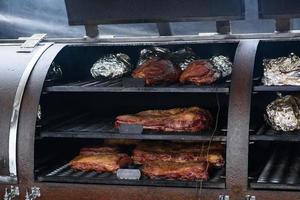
xmin=69 ymin=146 xmax=132 ymax=172
xmin=115 ymin=107 xmax=212 ymax=132
xmin=142 ymin=161 xmax=209 ymax=181
xmin=132 ymin=58 xmax=182 ymax=85
xmin=133 ymin=142 xmax=225 ymax=167
xmin=179 ymin=60 xmax=218 ymax=85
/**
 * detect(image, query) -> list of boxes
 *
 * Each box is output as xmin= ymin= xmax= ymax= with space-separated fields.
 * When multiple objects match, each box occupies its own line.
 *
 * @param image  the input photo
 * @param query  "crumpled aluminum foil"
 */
xmin=171 ymin=47 xmax=197 ymax=70
xmin=262 ymin=53 xmax=300 ymax=86
xmin=210 ymin=56 xmax=233 ymax=78
xmin=137 ymin=47 xmax=171 ymax=66
xmin=265 ymin=94 xmax=300 ymax=132
xmin=91 ymin=53 xmax=132 ymax=79
xmin=46 ymin=62 xmax=63 ymax=82
xmin=37 ymin=105 xmax=42 ymax=121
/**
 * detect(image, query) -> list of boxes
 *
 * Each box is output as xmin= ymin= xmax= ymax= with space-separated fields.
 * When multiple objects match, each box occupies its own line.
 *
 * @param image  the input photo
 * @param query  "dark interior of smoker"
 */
xmin=249 ymin=41 xmax=300 ymax=191
xmin=34 ymin=42 xmax=238 ymax=188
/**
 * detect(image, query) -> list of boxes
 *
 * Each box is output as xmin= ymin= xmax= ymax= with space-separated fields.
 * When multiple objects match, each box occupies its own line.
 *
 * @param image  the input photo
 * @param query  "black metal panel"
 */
xmin=64 ymin=0 xmax=245 ymax=25
xmin=259 ymin=0 xmax=300 ymax=19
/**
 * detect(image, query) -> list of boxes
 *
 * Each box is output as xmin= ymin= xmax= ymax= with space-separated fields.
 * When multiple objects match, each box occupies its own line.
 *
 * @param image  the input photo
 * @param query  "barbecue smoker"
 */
xmin=2 ymin=0 xmax=300 ymax=200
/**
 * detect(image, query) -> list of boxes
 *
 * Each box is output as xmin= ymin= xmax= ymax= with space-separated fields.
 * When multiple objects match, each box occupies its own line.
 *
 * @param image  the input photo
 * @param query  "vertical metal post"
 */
xmin=85 ymin=25 xmax=99 ymax=38
xmin=275 ymin=18 xmax=291 ymax=32
xmin=156 ymin=23 xmax=172 ymax=36
xmin=216 ymin=21 xmax=231 ymax=34
xmin=226 ymin=40 xmax=259 ymax=199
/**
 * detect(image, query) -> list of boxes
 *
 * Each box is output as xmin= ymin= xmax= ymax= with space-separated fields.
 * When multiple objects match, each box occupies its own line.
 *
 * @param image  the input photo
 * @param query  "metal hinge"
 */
xmin=219 ymin=194 xmax=230 ymax=200
xmin=17 ymin=33 xmax=47 ymax=53
xmin=25 ymin=187 xmax=41 ymax=200
xmin=245 ymin=195 xmax=256 ymax=200
xmin=3 ymin=186 xmax=19 ymax=200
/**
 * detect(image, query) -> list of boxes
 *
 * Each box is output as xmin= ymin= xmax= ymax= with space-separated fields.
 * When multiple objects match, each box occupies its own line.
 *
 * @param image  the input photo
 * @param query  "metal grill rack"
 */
xmin=40 ymin=113 xmax=226 ymax=141
xmin=251 ymin=144 xmax=300 ymax=190
xmin=37 ymin=163 xmax=225 ymax=188
xmin=250 ymin=124 xmax=300 ymax=142
xmin=44 ymin=78 xmax=230 ymax=93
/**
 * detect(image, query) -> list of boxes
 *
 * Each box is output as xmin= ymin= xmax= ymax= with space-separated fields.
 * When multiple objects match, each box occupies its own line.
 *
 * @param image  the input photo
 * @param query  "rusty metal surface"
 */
xmin=17 ymin=44 xmax=67 ymax=185
xmin=13 ymin=38 xmax=300 ymax=200
xmin=0 ymin=44 xmax=42 ymax=183
xmin=226 ymin=39 xmax=259 ymax=199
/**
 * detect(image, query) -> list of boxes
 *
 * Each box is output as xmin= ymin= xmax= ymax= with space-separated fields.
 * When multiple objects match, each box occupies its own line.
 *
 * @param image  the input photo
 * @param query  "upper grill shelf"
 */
xmin=44 ymin=79 xmax=230 ymax=93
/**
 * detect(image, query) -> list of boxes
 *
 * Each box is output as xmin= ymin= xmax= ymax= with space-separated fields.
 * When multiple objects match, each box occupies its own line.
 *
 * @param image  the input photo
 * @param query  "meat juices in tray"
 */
xmin=115 ymin=107 xmax=212 ymax=133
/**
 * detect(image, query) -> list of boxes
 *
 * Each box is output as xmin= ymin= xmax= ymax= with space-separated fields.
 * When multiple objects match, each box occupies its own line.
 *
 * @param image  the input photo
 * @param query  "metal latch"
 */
xmin=219 ymin=195 xmax=230 ymax=200
xmin=18 ymin=34 xmax=47 ymax=53
xmin=25 ymin=187 xmax=41 ymax=200
xmin=3 ymin=186 xmax=19 ymax=200
xmin=245 ymin=195 xmax=256 ymax=200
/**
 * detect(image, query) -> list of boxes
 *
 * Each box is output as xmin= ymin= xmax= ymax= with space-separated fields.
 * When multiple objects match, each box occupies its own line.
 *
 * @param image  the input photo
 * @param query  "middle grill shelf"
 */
xmin=39 ymin=113 xmax=227 ymax=141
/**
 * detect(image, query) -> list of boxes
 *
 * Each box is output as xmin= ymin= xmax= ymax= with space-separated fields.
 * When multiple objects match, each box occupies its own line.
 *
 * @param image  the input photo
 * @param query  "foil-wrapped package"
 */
xmin=46 ymin=62 xmax=63 ymax=82
xmin=262 ymin=53 xmax=300 ymax=86
xmin=37 ymin=105 xmax=42 ymax=121
xmin=137 ymin=47 xmax=171 ymax=66
xmin=265 ymin=95 xmax=300 ymax=132
xmin=210 ymin=55 xmax=233 ymax=79
xmin=91 ymin=53 xmax=132 ymax=79
xmin=171 ymin=47 xmax=197 ymax=70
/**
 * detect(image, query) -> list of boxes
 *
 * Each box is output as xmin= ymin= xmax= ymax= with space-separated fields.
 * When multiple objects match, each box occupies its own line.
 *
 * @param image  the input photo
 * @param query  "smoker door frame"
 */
xmin=15 ymin=37 xmax=300 ymax=200
xmin=0 ymin=43 xmax=53 ymax=185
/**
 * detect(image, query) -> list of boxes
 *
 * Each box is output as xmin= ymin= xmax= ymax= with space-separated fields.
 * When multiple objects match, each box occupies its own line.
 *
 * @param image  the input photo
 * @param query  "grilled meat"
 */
xmin=115 ymin=107 xmax=212 ymax=133
xmin=133 ymin=142 xmax=225 ymax=167
xmin=142 ymin=161 xmax=209 ymax=181
xmin=70 ymin=153 xmax=132 ymax=173
xmin=132 ymin=58 xmax=182 ymax=85
xmin=179 ymin=60 xmax=218 ymax=85
xmin=79 ymin=146 xmax=120 ymax=156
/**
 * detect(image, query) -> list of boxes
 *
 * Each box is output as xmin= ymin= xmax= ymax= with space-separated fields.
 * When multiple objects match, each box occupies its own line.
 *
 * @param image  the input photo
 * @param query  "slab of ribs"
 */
xmin=115 ymin=107 xmax=212 ymax=132
xmin=69 ymin=146 xmax=132 ymax=173
xmin=133 ymin=141 xmax=225 ymax=167
xmin=69 ymin=142 xmax=224 ymax=181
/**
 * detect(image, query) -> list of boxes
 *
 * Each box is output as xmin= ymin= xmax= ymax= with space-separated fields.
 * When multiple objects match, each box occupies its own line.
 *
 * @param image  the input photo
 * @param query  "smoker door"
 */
xmin=0 ymin=43 xmax=53 ymax=184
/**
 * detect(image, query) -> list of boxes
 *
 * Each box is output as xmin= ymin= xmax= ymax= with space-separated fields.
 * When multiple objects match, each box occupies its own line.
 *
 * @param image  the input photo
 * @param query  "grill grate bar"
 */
xmin=252 ymin=144 xmax=300 ymax=190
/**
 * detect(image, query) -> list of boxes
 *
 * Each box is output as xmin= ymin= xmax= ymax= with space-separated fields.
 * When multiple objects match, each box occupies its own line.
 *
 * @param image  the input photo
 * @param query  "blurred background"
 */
xmin=1 ymin=0 xmax=300 ymax=38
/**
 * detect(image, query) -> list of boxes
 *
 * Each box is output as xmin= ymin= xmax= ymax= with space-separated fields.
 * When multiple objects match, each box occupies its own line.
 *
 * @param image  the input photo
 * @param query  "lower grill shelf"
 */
xmin=250 ymin=143 xmax=300 ymax=191
xmin=37 ymin=163 xmax=225 ymax=189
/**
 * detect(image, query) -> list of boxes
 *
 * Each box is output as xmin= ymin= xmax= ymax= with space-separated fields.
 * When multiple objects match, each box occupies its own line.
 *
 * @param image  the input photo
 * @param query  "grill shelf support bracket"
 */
xmin=226 ymin=39 xmax=259 ymax=196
